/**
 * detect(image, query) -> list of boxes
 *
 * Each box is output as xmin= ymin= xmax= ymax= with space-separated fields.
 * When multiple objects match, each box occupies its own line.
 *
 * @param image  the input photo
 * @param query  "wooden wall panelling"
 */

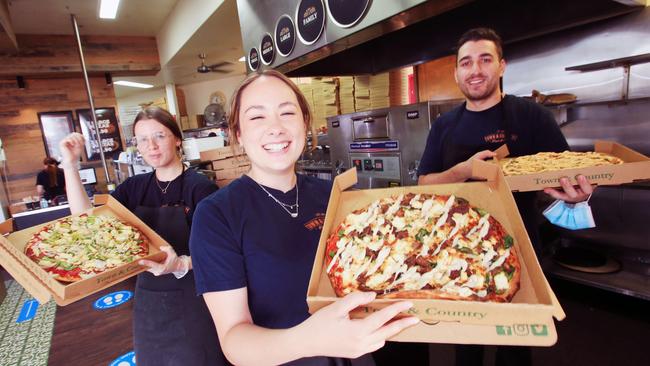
xmin=0 ymin=76 xmax=120 ymax=203
xmin=0 ymin=35 xmax=160 ymax=78
xmin=416 ymin=55 xmax=464 ymax=102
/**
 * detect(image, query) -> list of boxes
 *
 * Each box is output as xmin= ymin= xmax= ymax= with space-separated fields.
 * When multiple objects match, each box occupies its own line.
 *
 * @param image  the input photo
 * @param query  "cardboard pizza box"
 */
xmin=0 ymin=195 xmax=167 ymax=306
xmin=200 ymin=145 xmax=245 ymax=161
xmin=210 ymin=155 xmax=251 ymax=171
xmin=306 ymin=163 xmax=565 ymax=346
xmin=494 ymin=140 xmax=650 ymax=192
xmin=214 ymin=165 xmax=251 ymax=180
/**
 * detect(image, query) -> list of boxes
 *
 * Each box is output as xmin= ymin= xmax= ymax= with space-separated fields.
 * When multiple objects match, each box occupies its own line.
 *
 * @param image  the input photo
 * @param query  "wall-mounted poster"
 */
xmin=37 ymin=111 xmax=75 ymax=161
xmin=76 ymin=107 xmax=123 ymax=161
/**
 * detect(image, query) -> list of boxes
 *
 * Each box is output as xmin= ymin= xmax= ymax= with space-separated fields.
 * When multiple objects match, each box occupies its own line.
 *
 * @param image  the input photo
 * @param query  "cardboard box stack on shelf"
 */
xmin=353 ymin=75 xmax=371 ymax=111
xmin=199 ymin=145 xmax=250 ymax=188
xmin=339 ymin=76 xmax=356 ymax=114
xmin=390 ymin=67 xmax=413 ymax=106
xmin=369 ymin=73 xmax=390 ymax=109
xmin=311 ymin=77 xmax=340 ymax=130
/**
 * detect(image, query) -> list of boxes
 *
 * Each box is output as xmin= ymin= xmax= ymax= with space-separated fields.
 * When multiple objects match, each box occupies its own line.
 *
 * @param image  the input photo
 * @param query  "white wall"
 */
xmin=178 ymin=74 xmax=246 ymax=124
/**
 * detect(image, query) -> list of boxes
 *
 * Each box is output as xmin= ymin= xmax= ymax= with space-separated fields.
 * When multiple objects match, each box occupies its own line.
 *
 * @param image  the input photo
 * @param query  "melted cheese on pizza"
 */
xmin=326 ymin=193 xmax=517 ymax=301
xmin=500 ymin=151 xmax=623 ymax=176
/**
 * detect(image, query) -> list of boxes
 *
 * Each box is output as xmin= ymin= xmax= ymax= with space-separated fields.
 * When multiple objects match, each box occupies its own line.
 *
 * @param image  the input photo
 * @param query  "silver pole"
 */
xmin=70 ymin=14 xmax=111 ymax=184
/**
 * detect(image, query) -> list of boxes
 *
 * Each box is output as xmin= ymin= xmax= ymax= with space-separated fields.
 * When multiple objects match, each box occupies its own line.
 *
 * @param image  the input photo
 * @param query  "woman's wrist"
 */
xmin=59 ymin=160 xmax=80 ymax=171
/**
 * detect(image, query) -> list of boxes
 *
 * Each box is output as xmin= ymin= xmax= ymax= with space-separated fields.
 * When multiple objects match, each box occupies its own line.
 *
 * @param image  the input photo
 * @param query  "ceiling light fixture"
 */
xmin=114 ymin=80 xmax=153 ymax=88
xmin=99 ymin=0 xmax=121 ymax=19
xmin=238 ymin=56 xmax=246 ymax=62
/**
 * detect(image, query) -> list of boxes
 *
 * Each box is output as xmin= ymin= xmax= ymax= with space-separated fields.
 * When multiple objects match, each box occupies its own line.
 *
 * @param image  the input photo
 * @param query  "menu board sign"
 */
xmin=275 ymin=15 xmax=296 ymax=57
xmin=260 ymin=33 xmax=275 ymax=65
xmin=296 ymin=0 xmax=325 ymax=45
xmin=248 ymin=48 xmax=260 ymax=71
xmin=76 ymin=107 xmax=123 ymax=161
xmin=326 ymin=0 xmax=370 ymax=28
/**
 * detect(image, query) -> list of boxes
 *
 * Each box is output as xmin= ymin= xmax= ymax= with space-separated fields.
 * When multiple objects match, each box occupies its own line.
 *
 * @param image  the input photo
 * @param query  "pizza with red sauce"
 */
xmin=24 ymin=214 xmax=149 ymax=282
xmin=325 ymin=193 xmax=520 ymax=302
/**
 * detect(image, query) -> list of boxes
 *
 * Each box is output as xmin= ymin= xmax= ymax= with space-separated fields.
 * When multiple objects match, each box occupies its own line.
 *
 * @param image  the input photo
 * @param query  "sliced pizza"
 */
xmin=325 ymin=193 xmax=520 ymax=302
xmin=25 ymin=214 xmax=149 ymax=282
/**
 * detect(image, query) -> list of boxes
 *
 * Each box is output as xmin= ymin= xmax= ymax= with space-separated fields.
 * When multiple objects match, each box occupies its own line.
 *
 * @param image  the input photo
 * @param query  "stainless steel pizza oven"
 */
xmin=327 ymin=102 xmax=440 ymax=189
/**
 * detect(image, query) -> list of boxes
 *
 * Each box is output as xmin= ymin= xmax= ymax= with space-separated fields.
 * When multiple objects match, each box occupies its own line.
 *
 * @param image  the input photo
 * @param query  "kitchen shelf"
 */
xmin=565 ymin=53 xmax=650 ymax=72
xmin=541 ymin=257 xmax=650 ymax=301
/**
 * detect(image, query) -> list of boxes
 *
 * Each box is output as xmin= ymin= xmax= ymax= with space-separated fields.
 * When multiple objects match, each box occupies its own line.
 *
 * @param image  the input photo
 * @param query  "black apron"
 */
xmin=440 ymin=97 xmax=541 ymax=251
xmin=132 ymin=169 xmax=228 ymax=366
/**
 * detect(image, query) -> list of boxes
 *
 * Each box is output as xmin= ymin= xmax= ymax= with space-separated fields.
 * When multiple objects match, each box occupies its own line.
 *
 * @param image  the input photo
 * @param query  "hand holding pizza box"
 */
xmin=0 ymin=195 xmax=168 ymax=306
xmin=307 ymin=164 xmax=565 ymax=346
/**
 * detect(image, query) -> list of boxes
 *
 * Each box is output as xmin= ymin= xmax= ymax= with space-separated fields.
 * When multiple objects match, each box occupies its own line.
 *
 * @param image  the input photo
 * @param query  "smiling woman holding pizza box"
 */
xmin=189 ymin=70 xmax=419 ymax=365
xmin=58 ymin=107 xmax=228 ymax=366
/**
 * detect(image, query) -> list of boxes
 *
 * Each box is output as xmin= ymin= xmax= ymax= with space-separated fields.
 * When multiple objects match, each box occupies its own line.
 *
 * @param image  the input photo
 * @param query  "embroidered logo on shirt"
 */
xmin=483 ymin=130 xmax=518 ymax=144
xmin=305 ymin=213 xmax=326 ymax=231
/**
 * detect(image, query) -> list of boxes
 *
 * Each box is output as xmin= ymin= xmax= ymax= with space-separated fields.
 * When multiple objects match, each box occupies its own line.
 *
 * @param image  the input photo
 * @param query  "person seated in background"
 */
xmin=36 ymin=157 xmax=66 ymax=202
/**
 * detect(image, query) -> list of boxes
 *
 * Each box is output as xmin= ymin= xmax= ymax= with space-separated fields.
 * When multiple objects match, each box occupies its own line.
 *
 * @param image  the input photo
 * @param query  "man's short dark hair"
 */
xmin=455 ymin=27 xmax=503 ymax=61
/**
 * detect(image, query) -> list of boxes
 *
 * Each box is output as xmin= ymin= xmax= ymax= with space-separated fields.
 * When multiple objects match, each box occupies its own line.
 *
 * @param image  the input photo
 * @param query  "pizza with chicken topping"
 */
xmin=24 ymin=214 xmax=149 ymax=282
xmin=499 ymin=151 xmax=623 ymax=176
xmin=325 ymin=193 xmax=520 ymax=302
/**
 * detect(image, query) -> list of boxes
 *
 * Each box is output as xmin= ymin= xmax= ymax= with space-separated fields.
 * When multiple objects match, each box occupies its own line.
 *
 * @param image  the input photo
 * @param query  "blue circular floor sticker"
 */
xmin=94 ymin=290 xmax=133 ymax=310
xmin=109 ymin=351 xmax=136 ymax=366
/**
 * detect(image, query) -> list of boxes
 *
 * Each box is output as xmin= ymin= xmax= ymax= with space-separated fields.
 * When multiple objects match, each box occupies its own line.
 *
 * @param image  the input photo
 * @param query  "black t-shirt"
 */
xmin=36 ymin=169 xmax=66 ymax=200
xmin=111 ymin=168 xmax=217 ymax=227
xmin=191 ymin=174 xmax=356 ymax=365
xmin=417 ymin=95 xmax=569 ymax=251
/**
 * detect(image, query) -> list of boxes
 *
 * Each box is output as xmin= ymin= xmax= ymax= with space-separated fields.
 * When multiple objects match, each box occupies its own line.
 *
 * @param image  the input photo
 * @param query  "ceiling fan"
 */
xmin=196 ymin=53 xmax=231 ymax=74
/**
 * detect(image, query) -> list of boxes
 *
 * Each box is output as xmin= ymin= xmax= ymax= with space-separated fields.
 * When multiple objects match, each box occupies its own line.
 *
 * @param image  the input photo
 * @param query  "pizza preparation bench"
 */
xmin=11 ymin=204 xmax=71 ymax=231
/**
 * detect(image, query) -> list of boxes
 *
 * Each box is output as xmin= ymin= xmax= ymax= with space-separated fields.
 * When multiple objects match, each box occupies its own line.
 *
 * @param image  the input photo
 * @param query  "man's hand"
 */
xmin=543 ymin=175 xmax=594 ymax=203
xmin=452 ymin=150 xmax=497 ymax=181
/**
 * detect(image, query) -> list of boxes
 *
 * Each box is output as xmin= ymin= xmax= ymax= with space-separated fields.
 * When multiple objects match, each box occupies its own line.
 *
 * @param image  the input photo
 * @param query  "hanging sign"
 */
xmin=296 ymin=0 xmax=325 ymax=45
xmin=326 ymin=0 xmax=370 ymax=28
xmin=248 ymin=47 xmax=260 ymax=71
xmin=275 ymin=15 xmax=296 ymax=57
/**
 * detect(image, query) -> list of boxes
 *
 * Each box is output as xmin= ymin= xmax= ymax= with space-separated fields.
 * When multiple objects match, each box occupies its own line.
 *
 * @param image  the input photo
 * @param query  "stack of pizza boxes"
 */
xmin=200 ymin=145 xmax=250 ymax=188
xmin=494 ymin=140 xmax=650 ymax=192
xmin=0 ymin=195 xmax=168 ymax=306
xmin=307 ymin=163 xmax=565 ymax=346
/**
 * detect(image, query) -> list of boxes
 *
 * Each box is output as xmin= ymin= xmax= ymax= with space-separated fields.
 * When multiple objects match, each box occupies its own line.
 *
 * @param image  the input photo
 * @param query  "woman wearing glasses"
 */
xmin=59 ymin=107 xmax=227 ymax=366
xmin=189 ymin=71 xmax=418 ymax=365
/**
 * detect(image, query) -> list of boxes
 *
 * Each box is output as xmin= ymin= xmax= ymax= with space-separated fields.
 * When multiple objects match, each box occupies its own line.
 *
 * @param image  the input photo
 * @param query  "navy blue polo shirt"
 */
xmin=190 ymin=174 xmax=331 ymax=329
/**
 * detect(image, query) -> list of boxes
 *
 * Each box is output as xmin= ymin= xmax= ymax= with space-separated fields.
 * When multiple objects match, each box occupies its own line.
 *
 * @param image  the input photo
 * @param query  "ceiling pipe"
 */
xmin=71 ymin=14 xmax=113 ymax=188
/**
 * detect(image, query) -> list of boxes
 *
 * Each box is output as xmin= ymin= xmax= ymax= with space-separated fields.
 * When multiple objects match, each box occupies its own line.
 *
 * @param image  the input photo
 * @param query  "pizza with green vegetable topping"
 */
xmin=24 ymin=214 xmax=149 ymax=282
xmin=325 ymin=193 xmax=520 ymax=302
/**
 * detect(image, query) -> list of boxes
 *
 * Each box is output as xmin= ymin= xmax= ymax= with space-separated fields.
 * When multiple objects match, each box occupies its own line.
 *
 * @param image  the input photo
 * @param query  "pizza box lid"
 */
xmin=306 ymin=164 xmax=565 ymax=345
xmin=493 ymin=140 xmax=650 ymax=192
xmin=0 ymin=195 xmax=167 ymax=306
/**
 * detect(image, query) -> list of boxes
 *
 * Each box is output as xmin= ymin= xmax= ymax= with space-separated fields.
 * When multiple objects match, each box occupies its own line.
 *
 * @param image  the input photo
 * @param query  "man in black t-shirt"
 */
xmin=417 ymin=28 xmax=594 ymax=366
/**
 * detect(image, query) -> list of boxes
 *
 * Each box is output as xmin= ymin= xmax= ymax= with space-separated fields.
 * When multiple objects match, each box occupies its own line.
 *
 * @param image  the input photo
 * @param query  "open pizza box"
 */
xmin=0 ymin=195 xmax=167 ymax=306
xmin=306 ymin=163 xmax=565 ymax=346
xmin=494 ymin=140 xmax=650 ymax=192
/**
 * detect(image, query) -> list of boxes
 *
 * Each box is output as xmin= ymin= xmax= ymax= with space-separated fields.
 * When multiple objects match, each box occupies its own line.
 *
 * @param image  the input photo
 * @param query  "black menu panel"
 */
xmin=248 ymin=47 xmax=260 ymax=71
xmin=327 ymin=0 xmax=370 ymax=28
xmin=275 ymin=15 xmax=296 ymax=57
xmin=260 ymin=33 xmax=275 ymax=65
xmin=296 ymin=0 xmax=325 ymax=45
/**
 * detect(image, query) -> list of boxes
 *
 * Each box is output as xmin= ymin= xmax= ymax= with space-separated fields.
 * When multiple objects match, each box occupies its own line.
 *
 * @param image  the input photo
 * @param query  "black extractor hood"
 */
xmin=236 ymin=0 xmax=644 ymax=77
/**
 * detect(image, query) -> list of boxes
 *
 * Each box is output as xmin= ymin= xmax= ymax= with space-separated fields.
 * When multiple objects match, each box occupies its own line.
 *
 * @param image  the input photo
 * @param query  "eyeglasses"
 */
xmin=131 ymin=131 xmax=170 ymax=148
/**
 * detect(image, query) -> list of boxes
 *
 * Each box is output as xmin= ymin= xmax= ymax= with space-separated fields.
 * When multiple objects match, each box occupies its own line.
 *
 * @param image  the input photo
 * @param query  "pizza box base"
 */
xmin=210 ymin=155 xmax=250 ymax=171
xmin=494 ymin=140 xmax=650 ymax=192
xmin=199 ymin=145 xmax=245 ymax=161
xmin=306 ymin=164 xmax=564 ymax=346
xmin=0 ymin=195 xmax=167 ymax=306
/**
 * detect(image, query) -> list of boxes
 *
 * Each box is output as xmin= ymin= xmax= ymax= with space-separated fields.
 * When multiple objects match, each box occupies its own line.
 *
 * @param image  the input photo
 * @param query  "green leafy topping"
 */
xmin=328 ymin=250 xmax=336 ymax=258
xmin=476 ymin=208 xmax=488 ymax=217
xmin=415 ymin=228 xmax=430 ymax=243
xmin=457 ymin=247 xmax=474 ymax=254
xmin=504 ymin=235 xmax=514 ymax=249
xmin=337 ymin=229 xmax=345 ymax=238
